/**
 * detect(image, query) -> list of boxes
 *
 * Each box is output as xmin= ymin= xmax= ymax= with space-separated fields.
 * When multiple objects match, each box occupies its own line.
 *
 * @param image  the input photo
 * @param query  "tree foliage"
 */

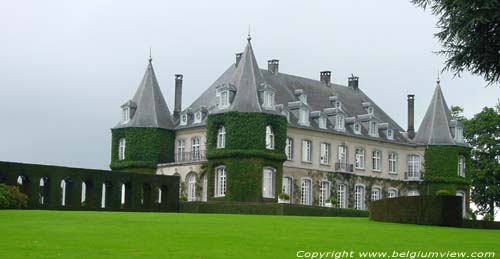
xmin=411 ymin=0 xmax=500 ymax=85
xmin=463 ymin=103 xmax=500 ymax=217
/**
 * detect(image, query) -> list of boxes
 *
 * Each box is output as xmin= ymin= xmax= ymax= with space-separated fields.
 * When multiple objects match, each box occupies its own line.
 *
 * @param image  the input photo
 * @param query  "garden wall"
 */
xmin=0 ymin=161 xmax=179 ymax=212
xmin=368 ymin=195 xmax=462 ymax=227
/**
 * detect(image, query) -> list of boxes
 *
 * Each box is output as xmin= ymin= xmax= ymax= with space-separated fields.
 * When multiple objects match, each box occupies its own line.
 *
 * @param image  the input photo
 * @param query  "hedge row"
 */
xmin=369 ymin=195 xmax=463 ymax=227
xmin=461 ymin=219 xmax=500 ymax=230
xmin=179 ymin=202 xmax=369 ymax=217
xmin=0 ymin=183 xmax=28 ymax=209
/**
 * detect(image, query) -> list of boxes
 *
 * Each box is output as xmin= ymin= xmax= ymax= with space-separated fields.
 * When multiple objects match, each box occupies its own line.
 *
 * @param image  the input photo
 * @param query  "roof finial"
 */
xmin=436 ymin=69 xmax=440 ymax=85
xmin=149 ymin=47 xmax=152 ymax=63
xmin=247 ymin=25 xmax=252 ymax=42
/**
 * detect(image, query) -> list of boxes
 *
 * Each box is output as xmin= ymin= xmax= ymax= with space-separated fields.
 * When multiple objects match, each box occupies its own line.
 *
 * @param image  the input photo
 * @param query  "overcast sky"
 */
xmin=1 ymin=0 xmax=498 ymax=170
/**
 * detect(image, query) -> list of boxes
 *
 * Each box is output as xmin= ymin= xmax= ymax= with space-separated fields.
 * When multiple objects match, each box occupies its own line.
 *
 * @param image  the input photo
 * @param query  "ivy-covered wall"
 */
xmin=424 ymin=145 xmax=471 ymax=194
xmin=205 ymin=112 xmax=287 ymax=202
xmin=110 ymin=127 xmax=175 ymax=173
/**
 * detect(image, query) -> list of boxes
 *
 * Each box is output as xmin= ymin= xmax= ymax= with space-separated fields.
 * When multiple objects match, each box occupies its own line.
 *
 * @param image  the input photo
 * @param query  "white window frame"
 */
xmin=217 ymin=126 xmax=226 ymax=149
xmin=318 ymin=117 xmax=327 ymax=129
xmin=372 ymin=150 xmax=381 ymax=171
xmin=214 ymin=166 xmax=226 ymax=197
xmin=122 ymin=107 xmax=130 ymax=123
xmin=265 ymin=125 xmax=275 ymax=150
xmin=387 ymin=129 xmax=394 ymax=140
xmin=320 ymin=143 xmax=330 ymax=165
xmin=176 ymin=139 xmax=185 ymax=162
xmin=194 ymin=111 xmax=202 ymax=123
xmin=353 ymin=123 xmax=361 ymax=134
xmin=191 ymin=137 xmax=201 ymax=161
xmin=263 ymin=91 xmax=275 ymax=109
xmin=319 ymin=180 xmax=331 ymax=207
xmin=180 ymin=114 xmax=188 ymax=126
xmin=302 ymin=140 xmax=312 ymax=163
xmin=458 ymin=156 xmax=466 ymax=177
xmin=338 ymin=145 xmax=347 ymax=165
xmin=282 ymin=176 xmax=293 ymax=203
xmin=262 ymin=167 xmax=275 ymax=198
xmin=335 ymin=114 xmax=345 ymax=131
xmin=354 ymin=184 xmax=365 ymax=210
xmin=187 ymin=174 xmax=197 ymax=202
xmin=407 ymin=155 xmax=421 ymax=179
xmin=456 ymin=190 xmax=466 ymax=217
xmin=220 ymin=90 xmax=230 ymax=108
xmin=300 ymin=178 xmax=312 ymax=205
xmin=355 ymin=148 xmax=365 ymax=169
xmin=455 ymin=126 xmax=464 ymax=142
xmin=299 ymin=108 xmax=310 ymax=126
xmin=285 ymin=137 xmax=294 ymax=161
xmin=337 ymin=183 xmax=347 ymax=208
xmin=367 ymin=106 xmax=374 ymax=115
xmin=388 ymin=152 xmax=397 ymax=174
xmin=388 ymin=188 xmax=398 ymax=198
xmin=369 ymin=121 xmax=378 ymax=137
xmin=407 ymin=190 xmax=419 ymax=196
xmin=371 ymin=186 xmax=382 ymax=201
xmin=118 ymin=138 xmax=126 ymax=160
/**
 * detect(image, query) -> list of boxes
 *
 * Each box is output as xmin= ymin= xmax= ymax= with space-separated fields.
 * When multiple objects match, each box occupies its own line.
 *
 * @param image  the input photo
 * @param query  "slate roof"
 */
xmin=114 ymin=59 xmax=174 ymax=129
xmin=414 ymin=81 xmax=460 ymax=145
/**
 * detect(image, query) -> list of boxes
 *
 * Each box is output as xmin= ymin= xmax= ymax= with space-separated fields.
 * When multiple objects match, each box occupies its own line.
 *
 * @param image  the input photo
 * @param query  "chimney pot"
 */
xmin=268 ymin=59 xmax=279 ymax=74
xmin=348 ymin=75 xmax=359 ymax=90
xmin=320 ymin=71 xmax=332 ymax=85
xmin=407 ymin=94 xmax=415 ymax=139
xmin=174 ymin=74 xmax=183 ymax=119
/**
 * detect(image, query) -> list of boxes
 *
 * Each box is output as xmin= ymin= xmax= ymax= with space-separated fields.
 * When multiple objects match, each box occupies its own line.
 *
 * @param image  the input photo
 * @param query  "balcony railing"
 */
xmin=404 ymin=171 xmax=423 ymax=181
xmin=175 ymin=150 xmax=206 ymax=163
xmin=335 ymin=162 xmax=354 ymax=173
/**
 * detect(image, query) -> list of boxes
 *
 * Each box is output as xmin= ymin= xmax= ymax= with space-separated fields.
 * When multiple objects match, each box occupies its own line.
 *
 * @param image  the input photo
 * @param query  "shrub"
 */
xmin=0 ymin=184 xmax=28 ymax=209
xmin=327 ymin=197 xmax=337 ymax=205
xmin=436 ymin=189 xmax=451 ymax=195
xmin=278 ymin=193 xmax=290 ymax=200
xmin=483 ymin=213 xmax=494 ymax=221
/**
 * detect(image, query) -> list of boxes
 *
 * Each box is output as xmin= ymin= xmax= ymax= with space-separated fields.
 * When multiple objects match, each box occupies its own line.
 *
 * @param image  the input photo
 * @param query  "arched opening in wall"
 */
xmin=39 ymin=177 xmax=50 ymax=205
xmin=81 ymin=179 xmax=93 ymax=207
xmin=173 ymin=172 xmax=182 ymax=197
xmin=81 ymin=182 xmax=87 ymax=205
xmin=60 ymin=179 xmax=67 ymax=206
xmin=141 ymin=183 xmax=152 ymax=208
xmin=16 ymin=175 xmax=28 ymax=194
xmin=120 ymin=183 xmax=132 ymax=208
xmin=200 ymin=173 xmax=208 ymax=202
xmin=456 ymin=190 xmax=466 ymax=218
xmin=158 ymin=185 xmax=168 ymax=207
xmin=101 ymin=182 xmax=112 ymax=209
xmin=186 ymin=173 xmax=197 ymax=202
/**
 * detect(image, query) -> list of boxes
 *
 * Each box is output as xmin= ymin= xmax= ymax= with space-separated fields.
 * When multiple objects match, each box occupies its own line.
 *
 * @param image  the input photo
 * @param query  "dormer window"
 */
xmin=299 ymin=94 xmax=307 ymax=105
xmin=335 ymin=101 xmax=342 ymax=109
xmin=353 ymin=123 xmax=361 ymax=134
xmin=387 ymin=129 xmax=394 ymax=140
xmin=194 ymin=111 xmax=202 ymax=124
xmin=369 ymin=121 xmax=378 ymax=137
xmin=263 ymin=91 xmax=275 ymax=109
xmin=122 ymin=107 xmax=130 ymax=123
xmin=265 ymin=126 xmax=275 ymax=150
xmin=299 ymin=108 xmax=310 ymax=126
xmin=180 ymin=114 xmax=188 ymax=126
xmin=318 ymin=117 xmax=327 ymax=129
xmin=335 ymin=115 xmax=345 ymax=131
xmin=217 ymin=126 xmax=226 ymax=148
xmin=220 ymin=90 xmax=229 ymax=108
xmin=282 ymin=110 xmax=290 ymax=123
xmin=216 ymin=83 xmax=235 ymax=109
xmin=454 ymin=126 xmax=464 ymax=142
xmin=367 ymin=106 xmax=374 ymax=115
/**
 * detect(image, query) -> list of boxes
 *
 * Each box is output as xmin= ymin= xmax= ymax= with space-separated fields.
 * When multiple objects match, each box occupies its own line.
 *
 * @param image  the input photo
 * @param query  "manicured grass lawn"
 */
xmin=0 ymin=210 xmax=498 ymax=259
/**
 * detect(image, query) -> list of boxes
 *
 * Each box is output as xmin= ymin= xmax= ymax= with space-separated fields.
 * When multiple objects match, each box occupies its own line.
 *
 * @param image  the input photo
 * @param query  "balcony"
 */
xmin=404 ymin=171 xmax=423 ymax=181
xmin=335 ymin=162 xmax=354 ymax=173
xmin=175 ymin=150 xmax=206 ymax=163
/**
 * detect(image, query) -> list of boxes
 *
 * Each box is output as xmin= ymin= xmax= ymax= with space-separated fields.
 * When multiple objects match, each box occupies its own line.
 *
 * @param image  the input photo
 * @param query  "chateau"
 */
xmin=110 ymin=36 xmax=471 ymax=213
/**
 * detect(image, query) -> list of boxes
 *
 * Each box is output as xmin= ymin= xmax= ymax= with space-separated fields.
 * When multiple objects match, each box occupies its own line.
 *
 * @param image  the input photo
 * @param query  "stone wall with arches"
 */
xmin=0 ymin=161 xmax=179 ymax=212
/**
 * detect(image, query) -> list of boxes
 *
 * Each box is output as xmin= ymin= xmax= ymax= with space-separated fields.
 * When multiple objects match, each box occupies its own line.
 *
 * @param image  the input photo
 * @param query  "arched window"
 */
xmin=371 ymin=186 xmax=382 ymax=201
xmin=319 ymin=181 xmax=331 ymax=207
xmin=337 ymin=183 xmax=347 ymax=208
xmin=120 ymin=183 xmax=126 ymax=206
xmin=354 ymin=185 xmax=365 ymax=210
xmin=118 ymin=138 xmax=126 ymax=160
xmin=187 ymin=174 xmax=197 ymax=202
xmin=388 ymin=188 xmax=398 ymax=198
xmin=456 ymin=190 xmax=466 ymax=217
xmin=81 ymin=182 xmax=87 ymax=204
xmin=215 ymin=166 xmax=226 ymax=197
xmin=60 ymin=180 xmax=67 ymax=206
xmin=217 ymin=127 xmax=226 ymax=149
xmin=372 ymin=150 xmax=381 ymax=171
xmin=282 ymin=176 xmax=293 ymax=203
xmin=262 ymin=167 xmax=275 ymax=198
xmin=388 ymin=152 xmax=397 ymax=174
xmin=101 ymin=183 xmax=107 ymax=208
xmin=191 ymin=137 xmax=201 ymax=161
xmin=285 ymin=137 xmax=294 ymax=161
xmin=17 ymin=176 xmax=24 ymax=185
xmin=265 ymin=126 xmax=275 ymax=150
xmin=300 ymin=178 xmax=312 ymax=205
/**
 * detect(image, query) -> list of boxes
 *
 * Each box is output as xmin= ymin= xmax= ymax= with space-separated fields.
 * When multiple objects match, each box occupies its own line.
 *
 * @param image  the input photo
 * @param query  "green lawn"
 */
xmin=0 ymin=210 xmax=498 ymax=259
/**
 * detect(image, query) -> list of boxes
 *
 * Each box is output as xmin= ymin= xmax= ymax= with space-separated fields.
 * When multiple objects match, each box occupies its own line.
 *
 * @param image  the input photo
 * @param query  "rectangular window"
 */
xmin=319 ymin=181 xmax=330 ymax=207
xmin=455 ymin=127 xmax=464 ymax=142
xmin=118 ymin=138 xmax=126 ymax=160
xmin=372 ymin=150 xmax=381 ymax=171
xmin=217 ymin=127 xmax=225 ymax=148
xmin=300 ymin=179 xmax=312 ymax=205
xmin=337 ymin=184 xmax=347 ymax=208
xmin=220 ymin=91 xmax=229 ymax=108
xmin=318 ymin=117 xmax=327 ymax=129
xmin=282 ymin=176 xmax=293 ymax=203
xmin=320 ymin=143 xmax=330 ymax=165
xmin=299 ymin=108 xmax=310 ymax=126
xmin=354 ymin=185 xmax=365 ymax=210
xmin=265 ymin=126 xmax=274 ymax=150
xmin=335 ymin=115 xmax=345 ymax=130
xmin=355 ymin=148 xmax=365 ymax=169
xmin=407 ymin=155 xmax=421 ymax=179
xmin=122 ymin=108 xmax=130 ymax=123
xmin=191 ymin=137 xmax=201 ymax=161
xmin=338 ymin=145 xmax=347 ymax=164
xmin=285 ymin=138 xmax=294 ymax=161
xmin=369 ymin=121 xmax=378 ymax=137
xmin=176 ymin=139 xmax=185 ymax=162
xmin=458 ymin=156 xmax=465 ymax=177
xmin=262 ymin=168 xmax=275 ymax=198
xmin=215 ymin=167 xmax=226 ymax=197
xmin=388 ymin=152 xmax=397 ymax=174
xmin=302 ymin=140 xmax=312 ymax=163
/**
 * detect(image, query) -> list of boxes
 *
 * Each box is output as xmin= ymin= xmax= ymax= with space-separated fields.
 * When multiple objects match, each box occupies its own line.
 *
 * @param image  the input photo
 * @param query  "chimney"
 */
xmin=268 ymin=59 xmax=279 ymax=74
xmin=235 ymin=53 xmax=243 ymax=67
xmin=320 ymin=71 xmax=331 ymax=85
xmin=174 ymin=74 xmax=183 ymax=119
xmin=407 ymin=94 xmax=415 ymax=139
xmin=348 ymin=75 xmax=359 ymax=90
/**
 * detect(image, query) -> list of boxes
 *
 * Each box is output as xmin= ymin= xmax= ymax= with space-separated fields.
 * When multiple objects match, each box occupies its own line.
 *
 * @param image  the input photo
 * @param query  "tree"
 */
xmin=450 ymin=105 xmax=465 ymax=121
xmin=411 ymin=0 xmax=500 ymax=85
xmin=463 ymin=103 xmax=500 ymax=218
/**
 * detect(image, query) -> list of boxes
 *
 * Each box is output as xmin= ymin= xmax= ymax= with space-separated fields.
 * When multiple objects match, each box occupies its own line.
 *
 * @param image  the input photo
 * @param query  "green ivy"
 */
xmin=424 ymin=146 xmax=471 ymax=190
xmin=110 ymin=127 xmax=175 ymax=173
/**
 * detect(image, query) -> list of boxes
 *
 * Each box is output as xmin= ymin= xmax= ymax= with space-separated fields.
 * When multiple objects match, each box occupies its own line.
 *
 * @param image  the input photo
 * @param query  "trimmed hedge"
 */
xmin=0 ymin=183 xmax=28 ymax=209
xmin=110 ymin=127 xmax=175 ymax=173
xmin=0 ymin=161 xmax=179 ymax=212
xmin=461 ymin=219 xmax=500 ymax=230
xmin=180 ymin=202 xmax=369 ymax=217
xmin=368 ymin=195 xmax=462 ymax=227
